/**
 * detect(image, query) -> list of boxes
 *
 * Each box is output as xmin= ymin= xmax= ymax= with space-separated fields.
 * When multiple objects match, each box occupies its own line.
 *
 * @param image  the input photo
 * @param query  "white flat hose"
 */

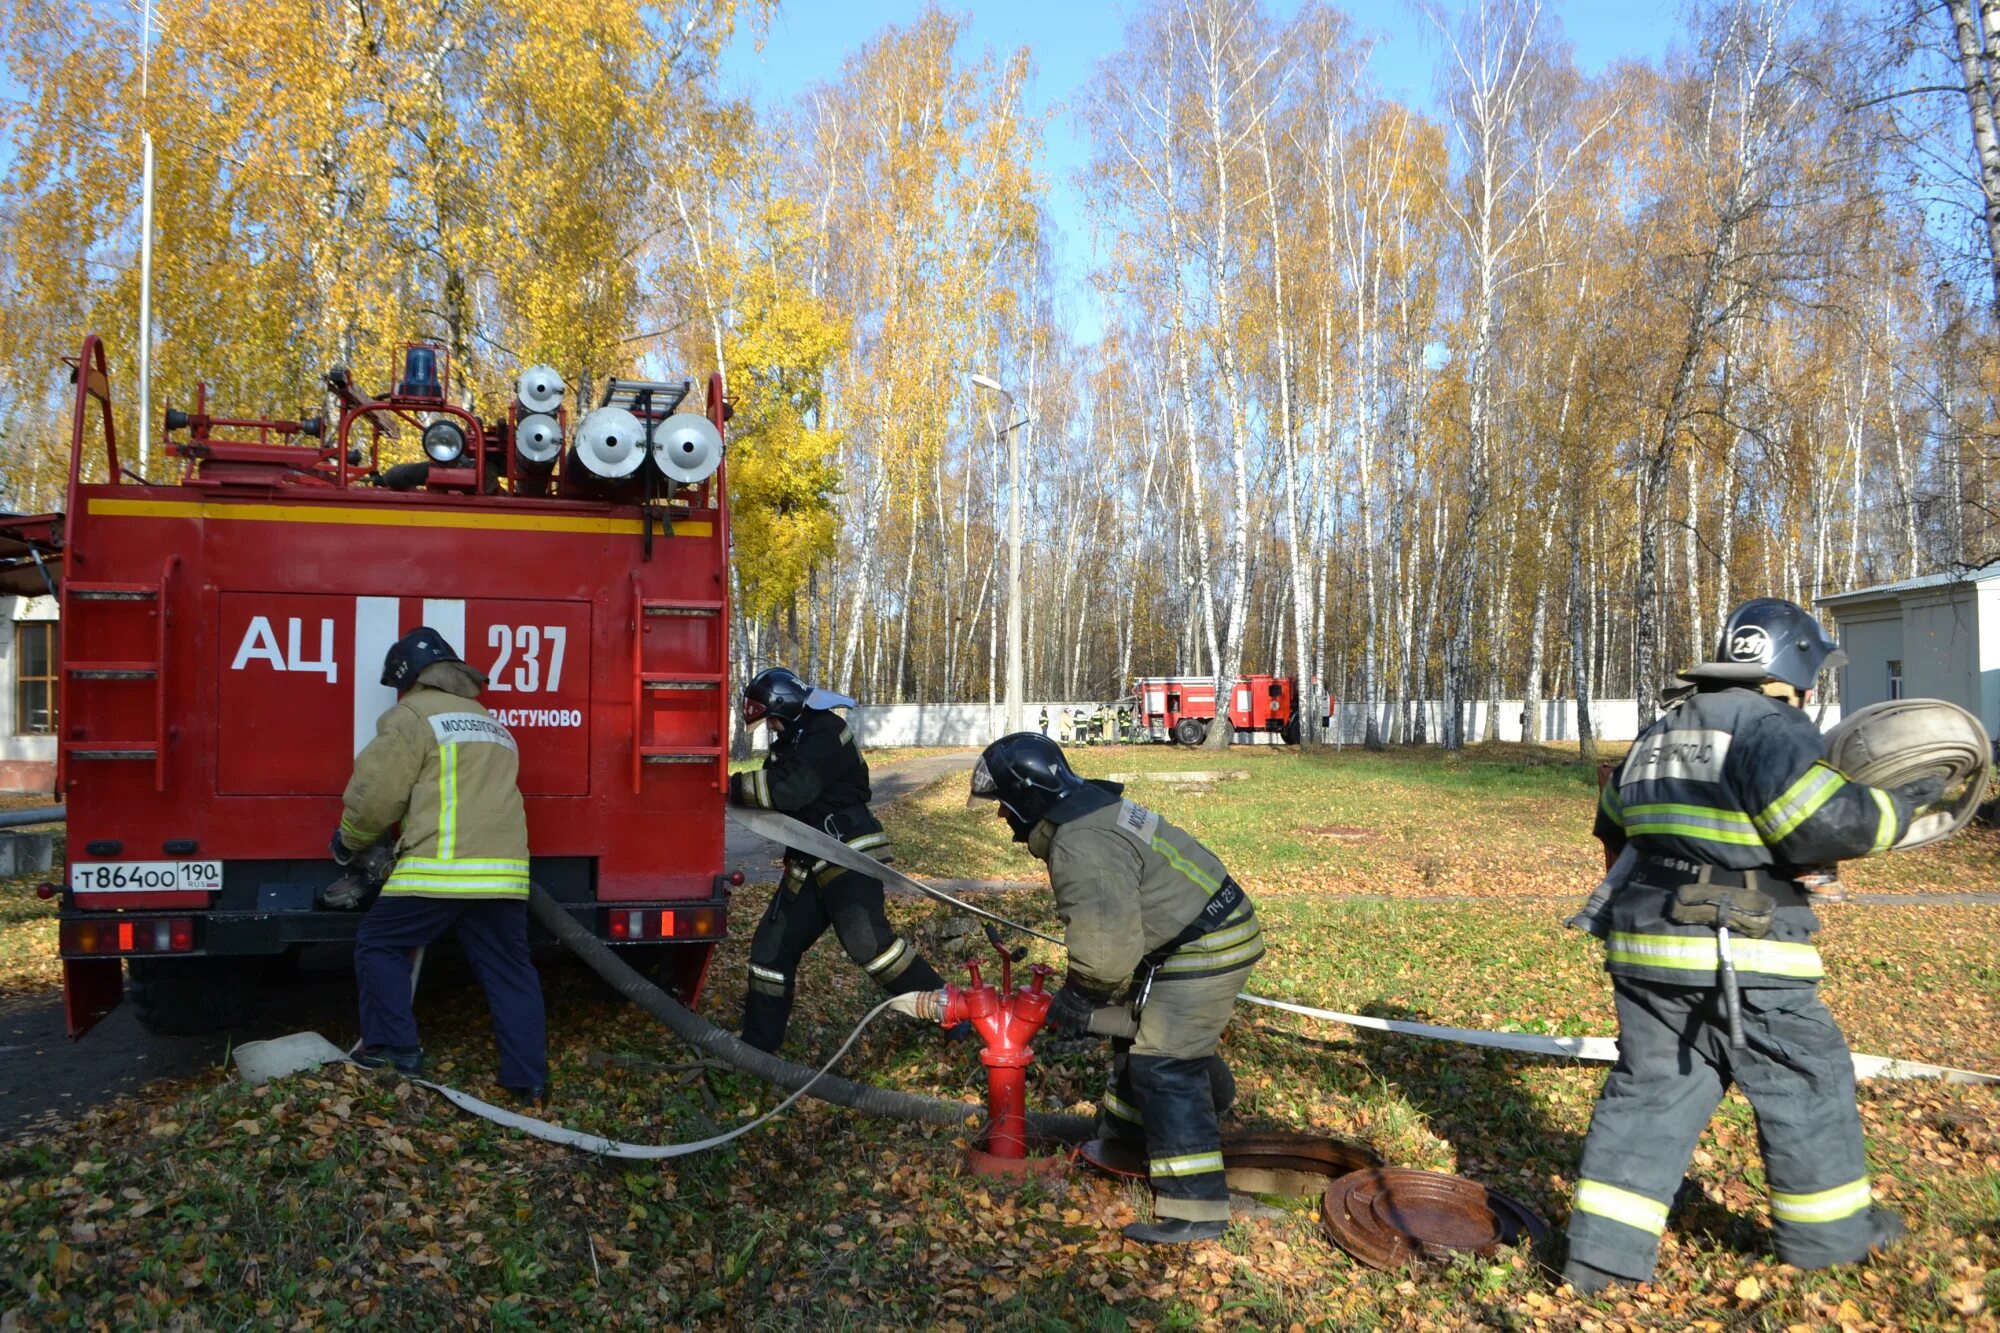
xmin=733 ymin=810 xmax=2000 ymax=1085
xmin=237 ymin=997 xmax=908 ymax=1159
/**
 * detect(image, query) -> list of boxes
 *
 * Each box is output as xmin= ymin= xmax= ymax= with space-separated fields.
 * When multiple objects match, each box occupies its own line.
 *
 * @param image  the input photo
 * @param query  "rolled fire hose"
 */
xmin=1822 ymin=699 xmax=1993 ymax=850
xmin=735 ymin=810 xmax=2000 ymax=1085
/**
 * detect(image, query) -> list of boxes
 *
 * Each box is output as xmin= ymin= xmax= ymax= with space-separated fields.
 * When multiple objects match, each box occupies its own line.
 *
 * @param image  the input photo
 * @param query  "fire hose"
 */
xmin=730 ymin=808 xmax=2000 ymax=1085
xmin=235 ymin=885 xmax=1094 ymax=1157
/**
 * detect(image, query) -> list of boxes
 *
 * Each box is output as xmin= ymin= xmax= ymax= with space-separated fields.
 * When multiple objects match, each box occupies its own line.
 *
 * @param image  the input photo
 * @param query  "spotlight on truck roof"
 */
xmin=514 ymin=413 xmax=562 ymax=467
xmin=421 ymin=418 xmax=467 ymax=465
xmin=573 ymin=406 xmax=646 ymax=479
xmin=649 ymin=413 xmax=723 ymax=485
xmin=516 ymin=364 xmax=565 ymax=415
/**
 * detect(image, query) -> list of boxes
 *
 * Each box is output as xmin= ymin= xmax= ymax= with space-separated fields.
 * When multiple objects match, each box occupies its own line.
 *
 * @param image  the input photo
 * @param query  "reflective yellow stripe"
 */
xmin=1770 ymin=1177 xmax=1872 ymax=1224
xmin=1622 ymin=802 xmax=1764 ymax=846
xmin=1103 ymin=1093 xmax=1144 ymax=1124
xmin=88 ymin=496 xmax=712 ymax=538
xmin=383 ymin=880 xmax=528 ymax=896
xmin=1149 ymin=1151 xmax=1224 ymax=1177
xmin=1605 ymin=931 xmax=1822 ymax=979
xmin=437 ymin=744 xmax=459 ymax=860
xmin=1574 ymin=1180 xmax=1668 ymax=1235
xmin=1599 ymin=782 xmax=1625 ymax=828
xmin=1150 ymin=836 xmax=1223 ymax=895
xmin=753 ymin=770 xmax=773 ymax=808
xmin=1869 ymin=788 xmax=1897 ymax=854
xmin=1755 ymin=764 xmax=1847 ymax=841
xmin=863 ymin=939 xmax=908 ymax=974
xmin=393 ymin=857 xmax=530 ymax=874
xmin=338 ymin=818 xmax=378 ymax=847
xmin=1177 ymin=918 xmax=1262 ymax=953
xmin=1158 ymin=936 xmax=1266 ymax=974
xmin=846 ymin=831 xmax=891 ymax=855
xmin=749 ymin=964 xmax=788 ymax=984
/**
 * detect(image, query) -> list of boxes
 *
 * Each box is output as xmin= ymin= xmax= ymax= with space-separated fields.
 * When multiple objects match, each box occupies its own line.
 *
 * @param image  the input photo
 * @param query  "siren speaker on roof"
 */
xmin=514 ymin=413 xmax=562 ymax=467
xmin=573 ymin=406 xmax=646 ymax=479
xmin=649 ymin=413 xmax=723 ymax=485
xmin=516 ymin=364 xmax=566 ymax=415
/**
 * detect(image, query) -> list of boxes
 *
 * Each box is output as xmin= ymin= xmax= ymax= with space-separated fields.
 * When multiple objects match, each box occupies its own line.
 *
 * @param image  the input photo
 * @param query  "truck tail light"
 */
xmin=61 ymin=917 xmax=196 ymax=956
xmin=599 ymin=906 xmax=723 ymax=942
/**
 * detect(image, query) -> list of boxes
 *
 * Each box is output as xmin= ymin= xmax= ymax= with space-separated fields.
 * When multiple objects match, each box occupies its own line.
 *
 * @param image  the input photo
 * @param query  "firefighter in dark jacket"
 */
xmin=331 ymin=628 xmax=547 ymax=1103
xmin=1563 ymin=599 xmax=1941 ymax=1293
xmin=971 ymin=733 xmax=1263 ymax=1246
xmin=730 ymin=668 xmax=953 ymax=1052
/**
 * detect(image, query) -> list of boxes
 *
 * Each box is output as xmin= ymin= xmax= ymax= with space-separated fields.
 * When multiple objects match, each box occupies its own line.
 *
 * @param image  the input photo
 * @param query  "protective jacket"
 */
xmin=1029 ymin=791 xmax=1264 ymax=991
xmin=1029 ymin=787 xmax=1258 ymax=1226
xmin=1591 ymin=686 xmax=1920 ymax=988
xmin=339 ymin=663 xmax=529 ymax=899
xmin=730 ymin=708 xmax=888 ymax=882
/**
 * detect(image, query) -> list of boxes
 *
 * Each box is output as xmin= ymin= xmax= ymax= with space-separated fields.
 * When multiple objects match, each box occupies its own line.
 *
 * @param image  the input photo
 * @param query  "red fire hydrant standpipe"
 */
xmin=912 ymin=940 xmax=1069 ymax=1178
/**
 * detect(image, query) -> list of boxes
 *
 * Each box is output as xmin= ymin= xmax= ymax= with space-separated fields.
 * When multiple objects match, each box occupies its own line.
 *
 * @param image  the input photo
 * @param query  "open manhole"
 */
xmin=1078 ymin=1132 xmax=1381 ymax=1196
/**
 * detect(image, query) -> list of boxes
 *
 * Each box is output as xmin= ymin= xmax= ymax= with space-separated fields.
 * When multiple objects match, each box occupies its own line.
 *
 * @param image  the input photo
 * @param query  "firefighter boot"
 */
xmin=1562 ymin=1259 xmax=1625 ymax=1295
xmin=351 ymin=1043 xmax=424 ymax=1077
xmin=1122 ymin=1218 xmax=1227 ymax=1246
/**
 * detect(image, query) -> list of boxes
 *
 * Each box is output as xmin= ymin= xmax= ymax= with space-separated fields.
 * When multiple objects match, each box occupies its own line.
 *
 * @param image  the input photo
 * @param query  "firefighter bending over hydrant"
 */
xmin=327 ymin=627 xmax=549 ymax=1105
xmin=729 ymin=668 xmax=963 ymax=1051
xmin=1563 ymin=598 xmax=1941 ymax=1293
xmin=969 ymin=733 xmax=1264 ymax=1245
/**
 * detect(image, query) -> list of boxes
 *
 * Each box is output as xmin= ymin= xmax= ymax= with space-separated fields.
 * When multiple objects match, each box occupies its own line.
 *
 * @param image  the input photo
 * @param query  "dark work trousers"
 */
xmin=354 ymin=895 xmax=548 ymax=1091
xmin=1093 ymin=964 xmax=1248 ymax=1223
xmin=1566 ymin=976 xmax=1877 ymax=1280
xmin=740 ymin=864 xmax=946 ymax=1052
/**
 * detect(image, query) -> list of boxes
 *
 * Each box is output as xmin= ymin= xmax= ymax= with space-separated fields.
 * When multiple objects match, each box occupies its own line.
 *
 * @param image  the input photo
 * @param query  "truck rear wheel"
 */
xmin=128 ymin=957 xmax=261 ymax=1035
xmin=1173 ymin=718 xmax=1206 ymax=746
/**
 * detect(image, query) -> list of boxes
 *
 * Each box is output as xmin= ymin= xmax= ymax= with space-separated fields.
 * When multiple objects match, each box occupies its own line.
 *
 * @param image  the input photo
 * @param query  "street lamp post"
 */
xmin=971 ymin=373 xmax=1025 ymax=735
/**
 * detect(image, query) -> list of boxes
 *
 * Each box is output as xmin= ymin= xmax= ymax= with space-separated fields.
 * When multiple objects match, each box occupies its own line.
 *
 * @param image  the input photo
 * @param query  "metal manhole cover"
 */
xmin=1321 ymin=1168 xmax=1548 ymax=1270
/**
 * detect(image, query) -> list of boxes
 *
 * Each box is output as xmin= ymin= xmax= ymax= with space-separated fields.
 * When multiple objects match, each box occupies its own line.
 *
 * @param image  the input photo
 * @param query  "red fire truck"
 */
xmin=1131 ymin=674 xmax=1300 ymax=746
xmin=48 ymin=335 xmax=735 ymax=1037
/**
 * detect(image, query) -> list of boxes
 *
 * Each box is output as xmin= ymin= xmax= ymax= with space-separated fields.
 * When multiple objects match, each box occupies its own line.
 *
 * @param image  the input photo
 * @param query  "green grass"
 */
xmin=2 ymin=753 xmax=1997 ymax=1328
xmin=3 ymin=881 xmax=1996 ymax=1327
xmin=889 ymin=742 xmax=2000 ymax=898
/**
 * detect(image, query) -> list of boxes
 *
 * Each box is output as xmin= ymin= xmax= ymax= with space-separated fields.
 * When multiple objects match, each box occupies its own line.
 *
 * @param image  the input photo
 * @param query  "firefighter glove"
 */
xmin=1891 ymin=775 xmax=1946 ymax=811
xmin=1049 ymin=975 xmax=1114 ymax=1036
xmin=321 ymin=874 xmax=370 ymax=911
xmin=329 ymin=830 xmax=356 ymax=866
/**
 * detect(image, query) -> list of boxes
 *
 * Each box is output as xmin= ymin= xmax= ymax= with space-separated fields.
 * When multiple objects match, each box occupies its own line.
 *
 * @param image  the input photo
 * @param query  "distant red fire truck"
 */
xmin=1131 ymin=674 xmax=1300 ymax=745
xmin=47 ymin=334 xmax=735 ymax=1037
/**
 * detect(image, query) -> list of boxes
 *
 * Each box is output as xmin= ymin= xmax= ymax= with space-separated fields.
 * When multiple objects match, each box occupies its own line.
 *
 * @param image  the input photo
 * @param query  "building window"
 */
xmin=1887 ymin=659 xmax=1903 ymax=701
xmin=16 ymin=621 xmax=57 ymax=735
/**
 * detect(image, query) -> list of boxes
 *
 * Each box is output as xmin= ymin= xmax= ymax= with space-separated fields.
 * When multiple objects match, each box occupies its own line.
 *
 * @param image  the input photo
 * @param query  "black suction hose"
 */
xmin=529 ymin=887 xmax=1094 ymax=1143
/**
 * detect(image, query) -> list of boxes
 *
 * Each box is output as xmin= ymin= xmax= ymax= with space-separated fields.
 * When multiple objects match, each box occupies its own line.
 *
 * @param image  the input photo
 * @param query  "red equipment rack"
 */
xmin=53 ymin=335 xmax=734 ymax=1037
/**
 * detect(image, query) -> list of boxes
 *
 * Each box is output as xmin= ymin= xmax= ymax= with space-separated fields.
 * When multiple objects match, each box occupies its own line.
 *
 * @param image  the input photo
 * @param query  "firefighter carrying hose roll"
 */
xmin=730 ymin=668 xmax=962 ymax=1052
xmin=970 ymin=733 xmax=1263 ymax=1246
xmin=1563 ymin=598 xmax=1942 ymax=1294
xmin=330 ymin=627 xmax=549 ymax=1104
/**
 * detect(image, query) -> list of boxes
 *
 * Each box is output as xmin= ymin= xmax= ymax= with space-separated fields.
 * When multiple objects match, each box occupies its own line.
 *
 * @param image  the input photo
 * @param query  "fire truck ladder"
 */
xmin=62 ymin=556 xmax=178 ymax=792
xmin=631 ymin=586 xmax=726 ymax=792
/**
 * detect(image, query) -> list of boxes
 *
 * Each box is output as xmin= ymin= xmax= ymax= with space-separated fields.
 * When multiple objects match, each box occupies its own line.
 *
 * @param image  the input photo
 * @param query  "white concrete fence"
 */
xmin=839 ymin=698 xmax=1846 ymax=749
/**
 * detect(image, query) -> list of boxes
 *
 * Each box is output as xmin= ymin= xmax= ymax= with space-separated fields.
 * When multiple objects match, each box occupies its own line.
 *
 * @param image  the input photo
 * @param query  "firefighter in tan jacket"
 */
xmin=970 ymin=733 xmax=1263 ymax=1247
xmin=331 ymin=627 xmax=547 ymax=1101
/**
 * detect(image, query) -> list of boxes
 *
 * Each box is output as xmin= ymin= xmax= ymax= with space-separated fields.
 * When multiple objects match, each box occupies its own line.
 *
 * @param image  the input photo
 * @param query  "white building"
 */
xmin=0 ymin=594 xmax=59 ymax=793
xmin=1818 ymin=562 xmax=2000 ymax=739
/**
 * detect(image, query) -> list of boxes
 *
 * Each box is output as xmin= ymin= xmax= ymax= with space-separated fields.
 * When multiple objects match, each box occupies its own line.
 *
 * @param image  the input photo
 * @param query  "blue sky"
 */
xmin=723 ymin=1 xmax=1683 ymax=344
